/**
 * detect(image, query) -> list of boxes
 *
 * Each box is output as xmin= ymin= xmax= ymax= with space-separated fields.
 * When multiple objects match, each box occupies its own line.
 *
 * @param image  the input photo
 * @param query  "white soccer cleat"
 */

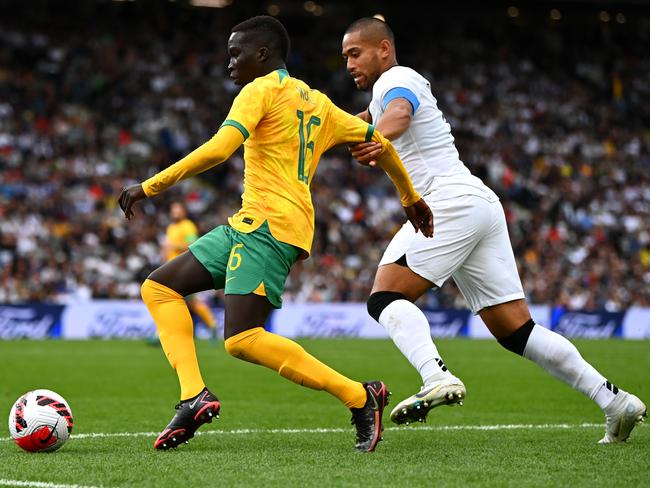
xmin=390 ymin=377 xmax=466 ymax=425
xmin=598 ymin=391 xmax=647 ymax=444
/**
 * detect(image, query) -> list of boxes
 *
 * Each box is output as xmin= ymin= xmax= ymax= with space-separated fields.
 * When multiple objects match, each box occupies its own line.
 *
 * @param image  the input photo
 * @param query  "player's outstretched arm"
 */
xmin=327 ymin=102 xmax=432 ymax=237
xmin=375 ymin=140 xmax=433 ymax=238
xmin=349 ymin=98 xmax=413 ymax=166
xmin=117 ymin=125 xmax=244 ymax=220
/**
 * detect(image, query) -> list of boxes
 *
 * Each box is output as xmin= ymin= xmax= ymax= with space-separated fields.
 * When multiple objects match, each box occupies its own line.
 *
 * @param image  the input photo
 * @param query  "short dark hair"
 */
xmin=345 ymin=17 xmax=395 ymax=44
xmin=232 ymin=15 xmax=290 ymax=62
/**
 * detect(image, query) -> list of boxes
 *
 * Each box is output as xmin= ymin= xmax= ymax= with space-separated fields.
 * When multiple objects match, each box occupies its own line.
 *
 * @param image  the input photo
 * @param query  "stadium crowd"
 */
xmin=1 ymin=1 xmax=649 ymax=311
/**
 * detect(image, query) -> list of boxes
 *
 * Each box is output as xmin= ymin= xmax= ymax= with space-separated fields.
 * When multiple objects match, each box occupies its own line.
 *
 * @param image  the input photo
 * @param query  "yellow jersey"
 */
xmin=165 ymin=218 xmax=198 ymax=261
xmin=223 ymin=69 xmax=397 ymax=254
xmin=142 ymin=69 xmax=419 ymax=257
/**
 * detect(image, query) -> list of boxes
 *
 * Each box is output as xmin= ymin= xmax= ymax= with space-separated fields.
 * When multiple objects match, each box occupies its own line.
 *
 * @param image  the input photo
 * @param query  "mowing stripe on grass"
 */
xmin=0 ymin=423 xmax=603 ymax=442
xmin=0 ymin=480 xmax=102 ymax=488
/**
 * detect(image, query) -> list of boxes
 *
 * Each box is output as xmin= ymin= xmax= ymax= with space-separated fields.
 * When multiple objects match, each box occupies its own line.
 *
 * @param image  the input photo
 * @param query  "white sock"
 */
xmin=523 ymin=324 xmax=617 ymax=410
xmin=593 ymin=381 xmax=621 ymax=411
xmin=378 ymin=299 xmax=453 ymax=385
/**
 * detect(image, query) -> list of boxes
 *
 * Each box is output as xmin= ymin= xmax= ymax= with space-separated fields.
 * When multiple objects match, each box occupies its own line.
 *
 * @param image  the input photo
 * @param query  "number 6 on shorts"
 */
xmin=228 ymin=243 xmax=244 ymax=270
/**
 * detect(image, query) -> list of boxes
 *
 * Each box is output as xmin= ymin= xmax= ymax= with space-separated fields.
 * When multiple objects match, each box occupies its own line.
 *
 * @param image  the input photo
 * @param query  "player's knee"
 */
xmin=223 ymin=328 xmax=262 ymax=360
xmin=497 ymin=319 xmax=535 ymax=356
xmin=367 ymin=291 xmax=408 ymax=322
xmin=141 ymin=279 xmax=157 ymax=306
xmin=224 ymin=335 xmax=244 ymax=358
xmin=141 ymin=278 xmax=179 ymax=306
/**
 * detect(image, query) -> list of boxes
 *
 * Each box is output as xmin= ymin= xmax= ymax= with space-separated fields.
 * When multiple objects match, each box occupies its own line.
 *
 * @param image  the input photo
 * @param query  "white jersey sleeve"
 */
xmin=369 ymin=66 xmax=497 ymax=201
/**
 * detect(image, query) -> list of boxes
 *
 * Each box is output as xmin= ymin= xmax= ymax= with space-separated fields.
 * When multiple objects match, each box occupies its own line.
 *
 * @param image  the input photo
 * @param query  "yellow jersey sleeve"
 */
xmin=375 ymin=142 xmax=420 ymax=207
xmin=220 ymin=76 xmax=274 ymax=140
xmin=142 ymin=125 xmax=244 ymax=197
xmin=326 ymin=103 xmax=377 ymax=148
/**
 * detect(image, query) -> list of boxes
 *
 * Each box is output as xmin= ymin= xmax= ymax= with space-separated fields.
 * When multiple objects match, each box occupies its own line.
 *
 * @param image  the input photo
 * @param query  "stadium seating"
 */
xmin=0 ymin=1 xmax=648 ymax=310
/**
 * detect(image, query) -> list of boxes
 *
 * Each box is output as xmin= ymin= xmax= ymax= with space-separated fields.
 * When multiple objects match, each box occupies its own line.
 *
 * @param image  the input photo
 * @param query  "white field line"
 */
xmin=1 ymin=423 xmax=602 ymax=442
xmin=0 ymin=480 xmax=102 ymax=488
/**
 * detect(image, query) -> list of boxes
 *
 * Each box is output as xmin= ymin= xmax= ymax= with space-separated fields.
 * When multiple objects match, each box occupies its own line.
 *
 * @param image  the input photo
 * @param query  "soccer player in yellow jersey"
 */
xmin=118 ymin=15 xmax=432 ymax=452
xmin=164 ymin=202 xmax=217 ymax=336
xmin=164 ymin=202 xmax=199 ymax=262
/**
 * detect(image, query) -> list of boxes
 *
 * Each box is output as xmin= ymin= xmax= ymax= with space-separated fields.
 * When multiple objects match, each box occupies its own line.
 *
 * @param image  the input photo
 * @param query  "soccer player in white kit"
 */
xmin=341 ymin=17 xmax=646 ymax=443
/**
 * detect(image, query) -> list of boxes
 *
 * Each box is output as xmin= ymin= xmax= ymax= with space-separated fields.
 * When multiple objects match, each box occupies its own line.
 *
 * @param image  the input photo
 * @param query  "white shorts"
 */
xmin=378 ymin=194 xmax=525 ymax=314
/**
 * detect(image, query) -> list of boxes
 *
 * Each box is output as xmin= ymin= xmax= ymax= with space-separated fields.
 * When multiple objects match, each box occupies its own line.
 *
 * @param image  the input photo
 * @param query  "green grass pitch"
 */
xmin=0 ymin=339 xmax=648 ymax=487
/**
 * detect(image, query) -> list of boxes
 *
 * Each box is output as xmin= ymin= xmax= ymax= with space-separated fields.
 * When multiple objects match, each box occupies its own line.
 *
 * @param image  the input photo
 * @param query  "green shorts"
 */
xmin=188 ymin=221 xmax=301 ymax=308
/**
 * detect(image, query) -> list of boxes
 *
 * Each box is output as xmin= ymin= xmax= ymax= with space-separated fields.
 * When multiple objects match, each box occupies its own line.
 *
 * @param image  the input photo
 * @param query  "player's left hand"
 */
xmin=118 ymin=184 xmax=146 ymax=220
xmin=348 ymin=141 xmax=382 ymax=167
xmin=403 ymin=198 xmax=434 ymax=238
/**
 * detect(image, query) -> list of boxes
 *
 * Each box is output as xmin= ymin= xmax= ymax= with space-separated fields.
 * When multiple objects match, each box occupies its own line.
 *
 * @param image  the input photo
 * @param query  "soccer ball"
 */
xmin=8 ymin=389 xmax=74 ymax=452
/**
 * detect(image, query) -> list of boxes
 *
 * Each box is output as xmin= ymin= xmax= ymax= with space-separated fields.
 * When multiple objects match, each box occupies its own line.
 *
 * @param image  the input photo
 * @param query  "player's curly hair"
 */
xmin=232 ymin=15 xmax=290 ymax=63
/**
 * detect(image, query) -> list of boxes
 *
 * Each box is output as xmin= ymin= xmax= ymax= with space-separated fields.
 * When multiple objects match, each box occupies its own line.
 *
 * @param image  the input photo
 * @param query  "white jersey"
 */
xmin=369 ymin=66 xmax=497 ymax=202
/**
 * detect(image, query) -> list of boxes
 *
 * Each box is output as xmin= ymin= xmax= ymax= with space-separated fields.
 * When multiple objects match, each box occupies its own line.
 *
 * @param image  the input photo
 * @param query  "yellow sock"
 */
xmin=190 ymin=298 xmax=217 ymax=329
xmin=224 ymin=327 xmax=366 ymax=408
xmin=141 ymin=279 xmax=206 ymax=400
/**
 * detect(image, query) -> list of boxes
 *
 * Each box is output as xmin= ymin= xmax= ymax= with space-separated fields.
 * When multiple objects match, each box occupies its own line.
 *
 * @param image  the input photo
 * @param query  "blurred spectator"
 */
xmin=0 ymin=1 xmax=648 ymax=310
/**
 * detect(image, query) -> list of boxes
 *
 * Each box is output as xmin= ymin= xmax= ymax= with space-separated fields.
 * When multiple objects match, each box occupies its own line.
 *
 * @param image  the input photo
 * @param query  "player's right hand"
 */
xmin=118 ymin=184 xmax=146 ymax=220
xmin=403 ymin=198 xmax=434 ymax=238
xmin=348 ymin=141 xmax=382 ymax=167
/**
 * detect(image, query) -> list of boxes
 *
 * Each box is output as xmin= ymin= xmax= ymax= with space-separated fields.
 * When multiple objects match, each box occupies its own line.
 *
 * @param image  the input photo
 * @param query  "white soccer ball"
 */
xmin=8 ymin=389 xmax=74 ymax=452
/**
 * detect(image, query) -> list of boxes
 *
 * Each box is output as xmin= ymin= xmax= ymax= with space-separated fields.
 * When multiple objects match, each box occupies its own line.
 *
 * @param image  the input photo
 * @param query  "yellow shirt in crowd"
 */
xmin=165 ymin=218 xmax=198 ymax=261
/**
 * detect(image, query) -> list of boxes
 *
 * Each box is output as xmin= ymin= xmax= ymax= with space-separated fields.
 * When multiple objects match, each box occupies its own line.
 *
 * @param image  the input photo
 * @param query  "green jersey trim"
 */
xmin=221 ymin=119 xmax=250 ymax=140
xmin=365 ymin=124 xmax=375 ymax=142
xmin=277 ymin=68 xmax=289 ymax=83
